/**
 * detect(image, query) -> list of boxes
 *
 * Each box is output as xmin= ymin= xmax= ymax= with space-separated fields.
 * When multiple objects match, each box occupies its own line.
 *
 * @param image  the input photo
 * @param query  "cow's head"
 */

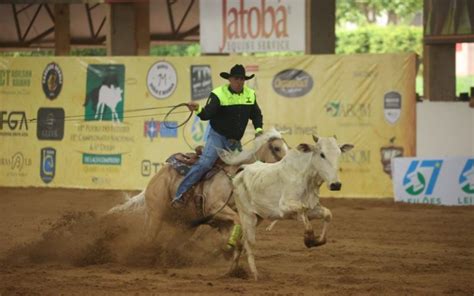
xmin=297 ymin=135 xmax=354 ymax=191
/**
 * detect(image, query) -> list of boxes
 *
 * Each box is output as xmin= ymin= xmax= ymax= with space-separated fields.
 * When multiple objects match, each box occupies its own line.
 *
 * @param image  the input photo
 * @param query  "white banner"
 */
xmin=392 ymin=157 xmax=474 ymax=206
xmin=199 ymin=0 xmax=305 ymax=53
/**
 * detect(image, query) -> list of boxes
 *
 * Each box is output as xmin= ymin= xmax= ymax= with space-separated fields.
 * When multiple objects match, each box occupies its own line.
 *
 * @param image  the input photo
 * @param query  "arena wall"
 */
xmin=0 ymin=54 xmax=416 ymax=197
xmin=416 ymin=101 xmax=474 ymax=156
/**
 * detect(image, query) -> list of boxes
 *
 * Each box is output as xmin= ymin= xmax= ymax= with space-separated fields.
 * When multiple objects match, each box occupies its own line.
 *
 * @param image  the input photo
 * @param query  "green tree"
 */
xmin=337 ymin=0 xmax=422 ymax=26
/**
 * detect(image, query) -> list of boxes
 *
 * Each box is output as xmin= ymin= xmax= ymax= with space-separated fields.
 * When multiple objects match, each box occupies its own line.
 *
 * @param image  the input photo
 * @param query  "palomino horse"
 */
xmin=142 ymin=128 xmax=289 ymax=251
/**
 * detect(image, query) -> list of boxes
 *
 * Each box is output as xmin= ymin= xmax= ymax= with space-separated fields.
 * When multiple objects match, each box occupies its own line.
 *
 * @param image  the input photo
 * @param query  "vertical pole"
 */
xmin=54 ymin=4 xmax=70 ymax=56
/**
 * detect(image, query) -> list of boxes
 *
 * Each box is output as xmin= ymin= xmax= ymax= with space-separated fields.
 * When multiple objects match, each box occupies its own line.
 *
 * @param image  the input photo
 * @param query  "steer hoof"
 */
xmin=304 ymin=231 xmax=317 ymax=248
xmin=313 ymin=237 xmax=327 ymax=247
xmin=304 ymin=232 xmax=327 ymax=248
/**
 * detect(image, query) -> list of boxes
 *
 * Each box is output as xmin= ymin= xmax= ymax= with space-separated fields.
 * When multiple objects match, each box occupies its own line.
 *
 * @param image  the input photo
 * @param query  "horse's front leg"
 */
xmin=211 ymin=204 xmax=242 ymax=255
xmin=306 ymin=205 xmax=332 ymax=246
xmin=227 ymin=240 xmax=243 ymax=277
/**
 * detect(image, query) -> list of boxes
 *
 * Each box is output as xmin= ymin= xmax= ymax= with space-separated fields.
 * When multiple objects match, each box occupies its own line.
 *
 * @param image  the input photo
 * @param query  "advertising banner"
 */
xmin=0 ymin=54 xmax=416 ymax=197
xmin=392 ymin=157 xmax=474 ymax=206
xmin=199 ymin=0 xmax=306 ymax=53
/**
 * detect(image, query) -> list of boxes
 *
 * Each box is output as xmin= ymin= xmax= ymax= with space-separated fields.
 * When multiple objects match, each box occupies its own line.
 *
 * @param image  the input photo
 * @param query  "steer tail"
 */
xmin=107 ymin=190 xmax=146 ymax=215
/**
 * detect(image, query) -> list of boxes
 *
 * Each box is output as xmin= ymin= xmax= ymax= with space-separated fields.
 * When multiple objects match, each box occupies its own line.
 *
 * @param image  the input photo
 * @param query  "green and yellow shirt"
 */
xmin=196 ymin=84 xmax=263 ymax=140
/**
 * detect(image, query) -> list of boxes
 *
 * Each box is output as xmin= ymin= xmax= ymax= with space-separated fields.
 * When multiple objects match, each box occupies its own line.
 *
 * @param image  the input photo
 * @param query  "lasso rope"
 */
xmin=162 ymin=103 xmax=194 ymax=129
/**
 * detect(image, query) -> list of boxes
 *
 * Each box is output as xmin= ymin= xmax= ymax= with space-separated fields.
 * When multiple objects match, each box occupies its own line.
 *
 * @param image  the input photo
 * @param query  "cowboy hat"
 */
xmin=219 ymin=64 xmax=255 ymax=80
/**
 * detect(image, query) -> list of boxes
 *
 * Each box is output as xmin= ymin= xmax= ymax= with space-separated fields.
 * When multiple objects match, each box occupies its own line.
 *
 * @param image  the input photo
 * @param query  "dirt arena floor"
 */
xmin=0 ymin=187 xmax=473 ymax=295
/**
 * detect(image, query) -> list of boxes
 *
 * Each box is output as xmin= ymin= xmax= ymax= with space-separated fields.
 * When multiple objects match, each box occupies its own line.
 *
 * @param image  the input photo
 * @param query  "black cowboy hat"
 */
xmin=220 ymin=64 xmax=254 ymax=80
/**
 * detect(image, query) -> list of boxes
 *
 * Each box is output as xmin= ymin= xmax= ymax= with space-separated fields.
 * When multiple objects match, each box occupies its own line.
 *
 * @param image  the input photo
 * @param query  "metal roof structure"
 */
xmin=0 ymin=1 xmax=199 ymax=49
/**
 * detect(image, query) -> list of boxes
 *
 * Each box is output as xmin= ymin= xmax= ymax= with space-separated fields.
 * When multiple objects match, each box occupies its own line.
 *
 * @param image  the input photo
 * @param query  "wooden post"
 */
xmin=54 ymin=4 xmax=70 ymax=56
xmin=423 ymin=44 xmax=456 ymax=101
xmin=305 ymin=0 xmax=335 ymax=54
xmin=135 ymin=1 xmax=150 ymax=55
xmin=107 ymin=3 xmax=137 ymax=56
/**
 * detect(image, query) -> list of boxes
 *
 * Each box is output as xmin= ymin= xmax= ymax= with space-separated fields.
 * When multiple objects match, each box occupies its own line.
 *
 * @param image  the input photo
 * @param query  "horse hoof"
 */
xmin=221 ymin=245 xmax=234 ymax=260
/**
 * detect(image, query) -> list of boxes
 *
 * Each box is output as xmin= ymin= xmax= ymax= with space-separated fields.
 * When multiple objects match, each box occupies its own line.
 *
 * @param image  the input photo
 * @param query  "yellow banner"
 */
xmin=0 ymin=54 xmax=415 ymax=197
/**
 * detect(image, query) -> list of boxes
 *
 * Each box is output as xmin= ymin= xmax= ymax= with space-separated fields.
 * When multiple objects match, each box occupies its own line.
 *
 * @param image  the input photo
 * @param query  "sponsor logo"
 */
xmin=191 ymin=65 xmax=212 ymax=100
xmin=41 ymin=62 xmax=63 ymax=100
xmin=0 ymin=111 xmax=28 ymax=136
xmin=143 ymin=119 xmax=178 ymax=139
xmin=160 ymin=122 xmax=178 ymax=137
xmin=36 ymin=107 xmax=65 ymax=140
xmin=325 ymin=101 xmax=371 ymax=118
xmin=459 ymin=159 xmax=474 ymax=194
xmin=40 ymin=147 xmax=56 ymax=183
xmin=91 ymin=176 xmax=111 ymax=185
xmin=380 ymin=138 xmax=404 ymax=177
xmin=83 ymin=64 xmax=125 ymax=123
xmin=0 ymin=111 xmax=28 ymax=130
xmin=191 ymin=116 xmax=210 ymax=144
xmin=384 ymin=91 xmax=401 ymax=124
xmin=0 ymin=69 xmax=32 ymax=87
xmin=82 ymin=153 xmax=122 ymax=165
xmin=245 ymin=65 xmax=259 ymax=90
xmin=0 ymin=152 xmax=32 ymax=171
xmin=403 ymin=160 xmax=443 ymax=196
xmin=271 ymin=123 xmax=317 ymax=136
xmin=141 ymin=160 xmax=162 ymax=176
xmin=147 ymin=61 xmax=177 ymax=99
xmin=144 ymin=119 xmax=160 ymax=141
xmin=219 ymin=0 xmax=290 ymax=52
xmin=272 ymin=69 xmax=313 ymax=98
xmin=340 ymin=149 xmax=371 ymax=165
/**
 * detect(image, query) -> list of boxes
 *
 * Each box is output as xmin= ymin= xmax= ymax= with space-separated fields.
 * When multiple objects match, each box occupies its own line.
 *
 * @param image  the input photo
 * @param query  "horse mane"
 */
xmin=219 ymin=127 xmax=283 ymax=165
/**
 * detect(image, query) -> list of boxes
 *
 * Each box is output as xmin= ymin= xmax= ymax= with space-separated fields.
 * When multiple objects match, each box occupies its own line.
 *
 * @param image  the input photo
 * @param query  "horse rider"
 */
xmin=172 ymin=64 xmax=264 ymax=208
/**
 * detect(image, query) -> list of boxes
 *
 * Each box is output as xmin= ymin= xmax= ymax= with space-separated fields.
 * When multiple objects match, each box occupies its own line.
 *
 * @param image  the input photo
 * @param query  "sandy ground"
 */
xmin=0 ymin=187 xmax=473 ymax=296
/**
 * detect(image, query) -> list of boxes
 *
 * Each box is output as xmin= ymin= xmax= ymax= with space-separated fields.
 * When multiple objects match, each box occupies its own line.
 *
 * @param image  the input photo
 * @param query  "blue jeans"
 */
xmin=175 ymin=127 xmax=241 ymax=200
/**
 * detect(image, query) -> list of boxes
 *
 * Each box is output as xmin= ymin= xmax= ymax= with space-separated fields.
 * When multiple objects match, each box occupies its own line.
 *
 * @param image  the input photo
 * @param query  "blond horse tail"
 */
xmin=107 ymin=190 xmax=146 ymax=215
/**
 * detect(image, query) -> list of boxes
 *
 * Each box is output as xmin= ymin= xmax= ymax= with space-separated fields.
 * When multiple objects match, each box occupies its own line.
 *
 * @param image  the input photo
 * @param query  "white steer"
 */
xmin=226 ymin=135 xmax=353 ymax=280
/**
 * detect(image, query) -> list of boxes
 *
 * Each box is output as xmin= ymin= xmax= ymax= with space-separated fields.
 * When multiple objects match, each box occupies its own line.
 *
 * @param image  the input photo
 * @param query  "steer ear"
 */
xmin=296 ymin=143 xmax=312 ymax=152
xmin=312 ymin=135 xmax=319 ymax=143
xmin=340 ymin=144 xmax=354 ymax=153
